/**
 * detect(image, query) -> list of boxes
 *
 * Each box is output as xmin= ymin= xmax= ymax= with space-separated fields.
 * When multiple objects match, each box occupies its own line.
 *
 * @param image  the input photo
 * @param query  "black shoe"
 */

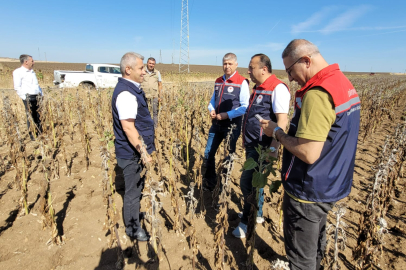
xmin=131 ymin=229 xmax=149 ymax=242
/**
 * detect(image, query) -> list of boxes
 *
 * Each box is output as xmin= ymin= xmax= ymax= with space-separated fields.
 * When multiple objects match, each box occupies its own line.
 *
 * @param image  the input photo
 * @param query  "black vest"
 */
xmin=112 ymin=78 xmax=155 ymax=159
xmin=212 ymin=71 xmax=248 ymax=126
xmin=243 ymin=75 xmax=288 ymax=147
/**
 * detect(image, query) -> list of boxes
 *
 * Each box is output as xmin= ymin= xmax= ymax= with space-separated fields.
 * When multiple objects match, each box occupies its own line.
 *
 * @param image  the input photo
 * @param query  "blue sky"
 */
xmin=1 ymin=0 xmax=405 ymax=72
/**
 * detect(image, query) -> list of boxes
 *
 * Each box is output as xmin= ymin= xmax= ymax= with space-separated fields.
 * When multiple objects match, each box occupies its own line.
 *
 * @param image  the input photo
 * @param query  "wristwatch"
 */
xmin=269 ymin=146 xmax=276 ymax=153
xmin=273 ymin=126 xmax=281 ymax=142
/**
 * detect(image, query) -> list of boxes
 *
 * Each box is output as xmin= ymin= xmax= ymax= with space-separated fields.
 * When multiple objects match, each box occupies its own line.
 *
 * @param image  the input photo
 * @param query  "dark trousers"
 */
xmin=203 ymin=121 xmax=241 ymax=189
xmin=283 ymin=192 xmax=335 ymax=270
xmin=116 ymin=157 xmax=145 ymax=238
xmin=23 ymin=95 xmax=42 ymax=133
xmin=147 ymin=97 xmax=158 ymax=128
xmin=239 ymin=146 xmax=265 ymax=224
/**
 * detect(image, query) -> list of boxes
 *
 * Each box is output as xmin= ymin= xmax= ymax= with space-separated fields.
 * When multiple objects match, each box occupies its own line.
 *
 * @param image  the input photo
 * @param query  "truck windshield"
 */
xmin=85 ymin=65 xmax=94 ymax=72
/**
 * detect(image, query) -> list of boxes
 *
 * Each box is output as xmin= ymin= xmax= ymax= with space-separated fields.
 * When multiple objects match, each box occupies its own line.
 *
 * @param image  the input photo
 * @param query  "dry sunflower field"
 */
xmin=0 ymin=63 xmax=405 ymax=270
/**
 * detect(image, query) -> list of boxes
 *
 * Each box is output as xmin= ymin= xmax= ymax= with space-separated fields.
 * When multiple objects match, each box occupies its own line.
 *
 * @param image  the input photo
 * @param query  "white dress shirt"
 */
xmin=13 ymin=66 xmax=43 ymax=100
xmin=116 ymin=78 xmax=140 ymax=120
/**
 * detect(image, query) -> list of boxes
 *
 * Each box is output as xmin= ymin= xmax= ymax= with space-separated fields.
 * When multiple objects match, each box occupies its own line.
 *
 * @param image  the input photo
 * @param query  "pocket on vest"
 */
xmin=139 ymin=128 xmax=154 ymax=146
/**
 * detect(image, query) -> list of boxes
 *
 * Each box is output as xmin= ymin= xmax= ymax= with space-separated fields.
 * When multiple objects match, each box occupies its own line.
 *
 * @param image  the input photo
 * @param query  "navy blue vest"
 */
xmin=212 ymin=71 xmax=248 ymax=126
xmin=282 ymin=64 xmax=360 ymax=202
xmin=243 ymin=75 xmax=288 ymax=148
xmin=112 ymin=78 xmax=155 ymax=159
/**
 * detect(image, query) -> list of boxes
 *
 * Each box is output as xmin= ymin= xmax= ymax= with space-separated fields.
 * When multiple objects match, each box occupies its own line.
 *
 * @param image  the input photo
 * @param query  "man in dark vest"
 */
xmin=201 ymin=52 xmax=250 ymax=191
xmin=112 ymin=52 xmax=155 ymax=242
xmin=260 ymin=39 xmax=361 ymax=269
xmin=232 ymin=54 xmax=290 ymax=238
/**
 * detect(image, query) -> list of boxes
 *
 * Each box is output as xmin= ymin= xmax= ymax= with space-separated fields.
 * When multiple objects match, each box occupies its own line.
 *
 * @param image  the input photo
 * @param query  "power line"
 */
xmin=179 ymin=0 xmax=189 ymax=73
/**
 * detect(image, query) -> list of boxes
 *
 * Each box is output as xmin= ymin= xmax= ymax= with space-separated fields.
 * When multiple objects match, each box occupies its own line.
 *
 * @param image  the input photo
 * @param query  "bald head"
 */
xmin=282 ymin=39 xmax=320 ymax=60
xmin=282 ymin=39 xmax=329 ymax=86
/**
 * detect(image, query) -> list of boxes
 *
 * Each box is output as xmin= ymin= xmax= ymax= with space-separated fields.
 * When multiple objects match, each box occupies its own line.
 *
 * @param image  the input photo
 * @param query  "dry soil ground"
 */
xmin=0 ymin=62 xmax=403 ymax=270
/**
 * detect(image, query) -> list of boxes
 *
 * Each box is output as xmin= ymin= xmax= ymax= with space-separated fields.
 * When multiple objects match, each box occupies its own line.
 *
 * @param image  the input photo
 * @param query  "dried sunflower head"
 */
xmin=150 ymin=180 xmax=160 ymax=191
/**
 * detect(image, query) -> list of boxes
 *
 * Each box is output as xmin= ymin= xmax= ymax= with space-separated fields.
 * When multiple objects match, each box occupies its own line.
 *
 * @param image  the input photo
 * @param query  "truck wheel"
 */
xmin=80 ymin=82 xmax=95 ymax=90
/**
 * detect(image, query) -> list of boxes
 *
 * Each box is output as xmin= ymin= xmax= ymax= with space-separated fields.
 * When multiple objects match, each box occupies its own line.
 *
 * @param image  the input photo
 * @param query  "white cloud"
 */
xmin=292 ymin=6 xmax=337 ymax=34
xmin=320 ymin=5 xmax=371 ymax=34
xmin=351 ymin=25 xmax=406 ymax=31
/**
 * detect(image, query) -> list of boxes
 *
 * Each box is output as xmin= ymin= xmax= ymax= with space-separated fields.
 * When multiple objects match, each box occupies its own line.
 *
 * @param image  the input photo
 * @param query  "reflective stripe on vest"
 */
xmin=282 ymin=64 xmax=360 ymax=202
xmin=213 ymin=71 xmax=248 ymax=126
xmin=243 ymin=74 xmax=288 ymax=148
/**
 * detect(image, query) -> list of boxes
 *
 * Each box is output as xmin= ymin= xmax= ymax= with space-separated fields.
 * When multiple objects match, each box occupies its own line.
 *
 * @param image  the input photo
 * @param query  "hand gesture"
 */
xmin=216 ymin=112 xmax=229 ymax=120
xmin=142 ymin=153 xmax=152 ymax=165
xmin=259 ymin=119 xmax=278 ymax=137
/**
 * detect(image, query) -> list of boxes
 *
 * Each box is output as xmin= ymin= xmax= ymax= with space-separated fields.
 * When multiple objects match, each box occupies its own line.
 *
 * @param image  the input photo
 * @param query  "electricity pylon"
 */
xmin=179 ymin=0 xmax=189 ymax=73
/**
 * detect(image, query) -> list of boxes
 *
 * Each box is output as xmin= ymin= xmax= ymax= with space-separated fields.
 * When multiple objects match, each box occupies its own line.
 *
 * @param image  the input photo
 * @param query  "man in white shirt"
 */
xmin=112 ymin=52 xmax=155 ymax=242
xmin=232 ymin=53 xmax=290 ymax=238
xmin=13 ymin=54 xmax=43 ymax=140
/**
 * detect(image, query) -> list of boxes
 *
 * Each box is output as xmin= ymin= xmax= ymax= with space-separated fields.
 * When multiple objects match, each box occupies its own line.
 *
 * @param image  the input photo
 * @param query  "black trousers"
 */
xmin=283 ymin=192 xmax=335 ymax=270
xmin=23 ymin=95 xmax=42 ymax=133
xmin=116 ymin=157 xmax=145 ymax=238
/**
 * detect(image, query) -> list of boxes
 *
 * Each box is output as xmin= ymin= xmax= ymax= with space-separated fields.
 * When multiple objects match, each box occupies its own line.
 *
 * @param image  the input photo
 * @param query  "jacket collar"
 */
xmin=145 ymin=67 xmax=156 ymax=75
xmin=254 ymin=74 xmax=277 ymax=90
xmin=118 ymin=77 xmax=142 ymax=93
xmin=299 ymin=64 xmax=340 ymax=93
xmin=222 ymin=71 xmax=238 ymax=82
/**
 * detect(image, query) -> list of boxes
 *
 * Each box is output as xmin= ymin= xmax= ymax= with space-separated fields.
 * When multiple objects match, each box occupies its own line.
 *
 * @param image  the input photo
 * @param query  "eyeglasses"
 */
xmin=285 ymin=55 xmax=311 ymax=77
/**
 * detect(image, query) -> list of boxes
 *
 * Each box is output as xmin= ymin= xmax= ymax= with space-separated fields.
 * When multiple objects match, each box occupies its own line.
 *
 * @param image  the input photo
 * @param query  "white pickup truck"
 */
xmin=53 ymin=64 xmax=122 ymax=89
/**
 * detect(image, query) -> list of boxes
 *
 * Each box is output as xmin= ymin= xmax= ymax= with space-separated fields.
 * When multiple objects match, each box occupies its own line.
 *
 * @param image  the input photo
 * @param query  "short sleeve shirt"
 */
xmin=116 ymin=78 xmax=140 ymax=120
xmin=271 ymin=83 xmax=291 ymax=114
xmin=295 ymin=87 xmax=336 ymax=142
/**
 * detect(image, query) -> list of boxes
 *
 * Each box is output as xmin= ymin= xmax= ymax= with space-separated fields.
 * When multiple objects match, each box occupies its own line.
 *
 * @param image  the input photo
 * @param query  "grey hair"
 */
xmin=19 ymin=54 xmax=32 ymax=64
xmin=120 ymin=52 xmax=144 ymax=75
xmin=223 ymin=52 xmax=237 ymax=63
xmin=282 ymin=39 xmax=320 ymax=59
